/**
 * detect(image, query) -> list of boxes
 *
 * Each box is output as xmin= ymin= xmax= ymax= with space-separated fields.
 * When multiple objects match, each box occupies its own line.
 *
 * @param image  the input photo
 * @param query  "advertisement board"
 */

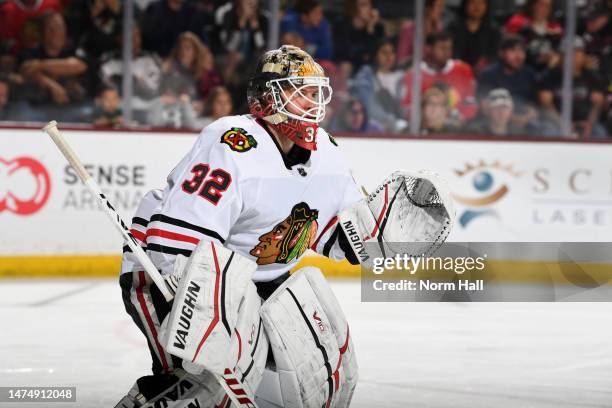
xmin=1 ymin=128 xmax=610 ymax=275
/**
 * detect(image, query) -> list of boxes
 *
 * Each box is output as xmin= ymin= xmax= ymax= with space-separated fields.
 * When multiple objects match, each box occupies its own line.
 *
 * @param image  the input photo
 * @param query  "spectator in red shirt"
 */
xmin=504 ymin=0 xmax=562 ymax=72
xmin=0 ymin=0 xmax=63 ymax=54
xmin=401 ymin=32 xmax=477 ymax=122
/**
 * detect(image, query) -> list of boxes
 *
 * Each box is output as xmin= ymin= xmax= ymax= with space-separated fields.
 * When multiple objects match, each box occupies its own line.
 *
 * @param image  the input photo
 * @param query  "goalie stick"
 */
xmin=42 ymin=120 xmax=259 ymax=408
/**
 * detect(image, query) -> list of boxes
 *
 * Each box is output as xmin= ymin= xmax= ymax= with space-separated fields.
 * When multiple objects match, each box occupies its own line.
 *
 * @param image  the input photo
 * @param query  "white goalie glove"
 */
xmin=339 ymin=170 xmax=455 ymax=267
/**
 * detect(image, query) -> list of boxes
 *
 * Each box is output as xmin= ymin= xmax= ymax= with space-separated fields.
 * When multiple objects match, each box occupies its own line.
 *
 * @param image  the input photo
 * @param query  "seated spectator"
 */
xmin=92 ymin=86 xmax=122 ymax=127
xmin=19 ymin=12 xmax=88 ymax=108
xmin=196 ymin=43 xmax=223 ymax=102
xmin=447 ymin=0 xmax=501 ymax=73
xmin=215 ymin=0 xmax=268 ymax=60
xmin=537 ymin=37 xmax=608 ymax=139
xmin=396 ymin=0 xmax=446 ymax=67
xmin=196 ymin=85 xmax=233 ymax=128
xmin=477 ymin=35 xmax=538 ymax=129
xmin=579 ymin=1 xmax=612 ymax=83
xmin=0 ymin=0 xmax=63 ymax=55
xmin=66 ymin=0 xmax=124 ymax=59
xmin=464 ymin=88 xmax=524 ymax=135
xmin=504 ymin=0 xmax=562 ymax=73
xmin=329 ymin=97 xmax=384 ymax=133
xmin=141 ymin=0 xmax=204 ymax=57
xmin=280 ymin=0 xmax=333 ymax=60
xmin=420 ymin=86 xmax=461 ymax=135
xmin=352 ymin=39 xmax=407 ymax=133
xmin=333 ymin=0 xmax=385 ymax=70
xmin=99 ymin=25 xmax=162 ymax=123
xmin=161 ymin=32 xmax=210 ymax=101
xmin=401 ymin=32 xmax=477 ymax=122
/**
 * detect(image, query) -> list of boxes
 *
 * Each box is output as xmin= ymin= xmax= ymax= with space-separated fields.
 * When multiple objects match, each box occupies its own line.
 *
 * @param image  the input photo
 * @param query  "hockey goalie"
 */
xmin=115 ymin=45 xmax=454 ymax=408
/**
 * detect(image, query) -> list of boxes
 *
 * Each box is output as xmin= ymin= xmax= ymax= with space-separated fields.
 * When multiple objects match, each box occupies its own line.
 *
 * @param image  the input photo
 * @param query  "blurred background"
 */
xmin=0 ymin=0 xmax=609 ymax=138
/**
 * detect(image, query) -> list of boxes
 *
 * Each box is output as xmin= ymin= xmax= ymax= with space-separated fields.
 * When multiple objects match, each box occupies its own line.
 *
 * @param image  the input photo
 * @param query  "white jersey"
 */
xmin=122 ymin=114 xmax=362 ymax=282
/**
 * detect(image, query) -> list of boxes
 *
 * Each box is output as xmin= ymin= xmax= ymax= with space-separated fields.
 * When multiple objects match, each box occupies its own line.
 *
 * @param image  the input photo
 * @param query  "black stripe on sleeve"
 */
xmin=146 ymin=243 xmax=193 ymax=257
xmin=150 ymin=214 xmax=225 ymax=243
xmin=322 ymin=226 xmax=340 ymax=258
xmin=220 ymin=252 xmax=234 ymax=336
xmin=287 ymin=288 xmax=334 ymax=405
xmin=132 ymin=217 xmax=149 ymax=228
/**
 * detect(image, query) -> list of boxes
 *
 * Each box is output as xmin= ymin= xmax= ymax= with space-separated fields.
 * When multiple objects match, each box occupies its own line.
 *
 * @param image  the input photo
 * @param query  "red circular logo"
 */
xmin=0 ymin=157 xmax=51 ymax=215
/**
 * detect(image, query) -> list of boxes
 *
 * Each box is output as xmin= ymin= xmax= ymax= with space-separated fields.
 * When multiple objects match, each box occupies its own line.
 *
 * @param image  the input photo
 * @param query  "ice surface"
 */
xmin=0 ymin=279 xmax=611 ymax=408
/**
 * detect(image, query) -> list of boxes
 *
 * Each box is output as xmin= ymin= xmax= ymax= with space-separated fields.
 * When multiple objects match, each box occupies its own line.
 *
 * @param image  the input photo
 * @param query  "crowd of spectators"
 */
xmin=0 ymin=0 xmax=610 ymax=139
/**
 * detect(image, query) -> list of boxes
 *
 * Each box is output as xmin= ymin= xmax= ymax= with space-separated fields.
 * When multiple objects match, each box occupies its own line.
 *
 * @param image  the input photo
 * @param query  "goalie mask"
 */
xmin=247 ymin=45 xmax=332 ymax=150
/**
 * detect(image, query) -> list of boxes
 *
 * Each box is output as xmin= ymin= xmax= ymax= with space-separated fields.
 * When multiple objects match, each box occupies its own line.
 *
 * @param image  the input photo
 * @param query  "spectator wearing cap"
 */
xmin=447 ymin=0 xmax=501 ymax=73
xmin=464 ymin=88 xmax=524 ymax=135
xmin=333 ymin=0 xmax=385 ymax=70
xmin=537 ymin=37 xmax=608 ymax=139
xmin=504 ymin=0 xmax=563 ymax=73
xmin=280 ymin=0 xmax=333 ymax=60
xmin=477 ymin=34 xmax=538 ymax=129
xmin=401 ymin=32 xmax=477 ymax=122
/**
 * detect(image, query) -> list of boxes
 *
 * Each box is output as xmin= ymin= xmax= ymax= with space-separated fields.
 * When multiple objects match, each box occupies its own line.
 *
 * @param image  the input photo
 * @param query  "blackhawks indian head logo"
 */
xmin=250 ymin=202 xmax=319 ymax=266
xmin=221 ymin=127 xmax=258 ymax=153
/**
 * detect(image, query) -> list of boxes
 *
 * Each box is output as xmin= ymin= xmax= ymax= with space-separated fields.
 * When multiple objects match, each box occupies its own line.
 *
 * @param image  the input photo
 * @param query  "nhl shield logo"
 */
xmin=221 ymin=127 xmax=258 ymax=153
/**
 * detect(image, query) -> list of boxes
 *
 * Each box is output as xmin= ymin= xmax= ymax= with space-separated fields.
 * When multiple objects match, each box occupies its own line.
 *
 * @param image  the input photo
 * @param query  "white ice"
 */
xmin=0 ymin=279 xmax=611 ymax=408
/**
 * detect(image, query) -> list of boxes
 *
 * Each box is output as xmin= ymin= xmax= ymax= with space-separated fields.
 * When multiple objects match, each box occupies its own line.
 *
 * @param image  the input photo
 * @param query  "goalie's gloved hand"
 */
xmin=162 ymin=254 xmax=189 ymax=297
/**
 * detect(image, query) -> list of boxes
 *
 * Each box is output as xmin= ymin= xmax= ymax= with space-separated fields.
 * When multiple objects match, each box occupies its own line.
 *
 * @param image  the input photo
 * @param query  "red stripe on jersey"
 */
xmin=192 ymin=242 xmax=221 ymax=362
xmin=146 ymin=228 xmax=200 ymax=245
xmin=130 ymin=229 xmax=146 ymax=244
xmin=311 ymin=216 xmax=338 ymax=250
xmin=135 ymin=271 xmax=170 ymax=371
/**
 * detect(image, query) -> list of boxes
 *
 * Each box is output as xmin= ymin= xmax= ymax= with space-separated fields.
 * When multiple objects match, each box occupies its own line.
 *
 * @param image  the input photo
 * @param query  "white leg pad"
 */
xmin=259 ymin=267 xmax=358 ymax=408
xmin=159 ymin=240 xmax=260 ymax=379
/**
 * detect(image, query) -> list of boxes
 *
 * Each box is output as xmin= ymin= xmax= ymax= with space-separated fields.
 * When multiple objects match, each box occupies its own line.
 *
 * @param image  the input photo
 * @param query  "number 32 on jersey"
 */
xmin=181 ymin=163 xmax=232 ymax=205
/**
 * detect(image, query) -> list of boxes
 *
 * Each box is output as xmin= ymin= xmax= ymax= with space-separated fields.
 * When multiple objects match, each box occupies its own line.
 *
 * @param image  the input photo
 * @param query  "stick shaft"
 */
xmin=42 ymin=121 xmax=173 ymax=301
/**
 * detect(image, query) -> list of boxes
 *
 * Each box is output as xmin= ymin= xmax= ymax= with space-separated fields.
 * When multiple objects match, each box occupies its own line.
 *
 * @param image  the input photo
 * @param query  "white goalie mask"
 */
xmin=248 ymin=45 xmax=333 ymax=150
xmin=267 ymin=75 xmax=332 ymax=124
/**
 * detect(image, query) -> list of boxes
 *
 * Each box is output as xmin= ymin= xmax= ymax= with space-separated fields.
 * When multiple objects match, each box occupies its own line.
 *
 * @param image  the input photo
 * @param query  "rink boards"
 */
xmin=1 ymin=127 xmax=612 ymax=278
